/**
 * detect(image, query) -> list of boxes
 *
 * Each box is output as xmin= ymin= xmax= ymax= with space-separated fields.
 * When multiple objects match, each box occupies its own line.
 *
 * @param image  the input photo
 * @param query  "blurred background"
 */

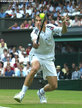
xmin=0 ymin=0 xmax=82 ymax=90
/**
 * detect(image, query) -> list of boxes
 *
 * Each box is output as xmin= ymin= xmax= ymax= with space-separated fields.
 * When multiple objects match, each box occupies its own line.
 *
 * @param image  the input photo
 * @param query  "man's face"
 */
xmin=35 ymin=17 xmax=42 ymax=28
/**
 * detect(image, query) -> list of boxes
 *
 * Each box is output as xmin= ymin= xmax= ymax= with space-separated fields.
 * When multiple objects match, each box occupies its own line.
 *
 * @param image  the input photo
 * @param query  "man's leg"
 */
xmin=44 ymin=76 xmax=57 ymax=91
xmin=14 ymin=60 xmax=40 ymax=102
xmin=24 ymin=60 xmax=40 ymax=86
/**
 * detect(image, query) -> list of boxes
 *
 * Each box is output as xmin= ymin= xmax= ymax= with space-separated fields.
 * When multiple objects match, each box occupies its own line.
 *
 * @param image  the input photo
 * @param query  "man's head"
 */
xmin=35 ymin=14 xmax=47 ymax=29
xmin=56 ymin=65 xmax=61 ymax=72
xmin=35 ymin=15 xmax=42 ymax=28
xmin=14 ymin=23 xmax=18 ymax=27
xmin=1 ymin=9 xmax=3 ymax=13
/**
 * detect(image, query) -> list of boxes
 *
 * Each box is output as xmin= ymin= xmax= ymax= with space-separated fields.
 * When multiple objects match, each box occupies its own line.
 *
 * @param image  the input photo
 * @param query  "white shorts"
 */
xmin=29 ymin=55 xmax=57 ymax=80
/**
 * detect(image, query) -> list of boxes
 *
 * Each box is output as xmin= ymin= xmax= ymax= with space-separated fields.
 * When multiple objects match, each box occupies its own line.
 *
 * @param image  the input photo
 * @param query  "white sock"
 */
xmin=21 ymin=85 xmax=28 ymax=94
xmin=39 ymin=88 xmax=45 ymax=95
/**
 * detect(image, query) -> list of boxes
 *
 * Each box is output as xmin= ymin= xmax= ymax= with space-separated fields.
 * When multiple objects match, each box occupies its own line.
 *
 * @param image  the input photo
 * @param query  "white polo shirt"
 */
xmin=30 ymin=24 xmax=62 ymax=60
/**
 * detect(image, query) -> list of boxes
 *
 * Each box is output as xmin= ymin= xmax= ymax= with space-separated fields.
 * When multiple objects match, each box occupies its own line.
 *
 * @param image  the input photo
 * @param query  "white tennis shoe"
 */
xmin=37 ymin=90 xmax=47 ymax=103
xmin=14 ymin=92 xmax=25 ymax=103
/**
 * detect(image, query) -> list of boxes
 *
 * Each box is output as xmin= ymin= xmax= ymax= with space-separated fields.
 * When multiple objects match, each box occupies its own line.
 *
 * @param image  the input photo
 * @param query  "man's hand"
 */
xmin=33 ymin=40 xmax=40 ymax=49
xmin=60 ymin=15 xmax=68 ymax=22
xmin=59 ymin=15 xmax=68 ymax=34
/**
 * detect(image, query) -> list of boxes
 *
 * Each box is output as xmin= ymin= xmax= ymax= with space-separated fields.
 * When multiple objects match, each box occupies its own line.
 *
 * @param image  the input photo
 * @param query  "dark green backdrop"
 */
xmin=0 ymin=77 xmax=82 ymax=90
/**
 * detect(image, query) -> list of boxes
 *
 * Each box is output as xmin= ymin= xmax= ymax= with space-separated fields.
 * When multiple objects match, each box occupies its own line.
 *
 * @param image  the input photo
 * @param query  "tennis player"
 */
xmin=14 ymin=14 xmax=67 ymax=103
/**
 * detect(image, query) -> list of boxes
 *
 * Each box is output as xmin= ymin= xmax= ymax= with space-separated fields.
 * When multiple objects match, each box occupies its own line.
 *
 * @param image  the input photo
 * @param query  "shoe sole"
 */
xmin=14 ymin=97 xmax=21 ymax=103
xmin=41 ymin=101 xmax=47 ymax=104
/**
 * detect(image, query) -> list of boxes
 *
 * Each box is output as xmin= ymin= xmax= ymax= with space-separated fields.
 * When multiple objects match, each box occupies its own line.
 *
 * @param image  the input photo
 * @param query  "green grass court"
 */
xmin=0 ymin=90 xmax=82 ymax=108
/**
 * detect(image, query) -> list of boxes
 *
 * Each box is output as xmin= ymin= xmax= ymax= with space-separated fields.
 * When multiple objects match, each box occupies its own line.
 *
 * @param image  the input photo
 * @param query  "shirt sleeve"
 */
xmin=53 ymin=26 xmax=62 ymax=36
xmin=46 ymin=24 xmax=62 ymax=36
xmin=30 ymin=28 xmax=39 ymax=41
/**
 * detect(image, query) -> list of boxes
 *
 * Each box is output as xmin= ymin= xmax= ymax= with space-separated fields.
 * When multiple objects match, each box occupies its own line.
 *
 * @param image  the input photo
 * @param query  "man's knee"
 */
xmin=31 ymin=61 xmax=40 ymax=75
xmin=47 ymin=76 xmax=58 ymax=91
xmin=31 ymin=66 xmax=38 ymax=74
xmin=51 ymin=83 xmax=57 ymax=90
xmin=32 ymin=61 xmax=40 ymax=71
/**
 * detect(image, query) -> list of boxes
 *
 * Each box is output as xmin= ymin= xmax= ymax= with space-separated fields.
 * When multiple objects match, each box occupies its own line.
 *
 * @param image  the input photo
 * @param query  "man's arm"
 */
xmin=61 ymin=16 xmax=67 ymax=34
xmin=8 ymin=24 xmax=15 ymax=29
xmin=62 ymin=20 xmax=67 ymax=34
xmin=31 ymin=29 xmax=40 ymax=49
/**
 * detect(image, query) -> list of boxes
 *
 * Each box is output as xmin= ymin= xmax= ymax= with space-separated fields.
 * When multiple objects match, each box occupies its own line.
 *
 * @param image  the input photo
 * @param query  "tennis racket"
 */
xmin=36 ymin=13 xmax=47 ymax=44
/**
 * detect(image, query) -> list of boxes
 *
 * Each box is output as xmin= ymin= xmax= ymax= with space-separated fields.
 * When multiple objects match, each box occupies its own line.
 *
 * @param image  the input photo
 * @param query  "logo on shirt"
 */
xmin=34 ymin=29 xmax=39 ymax=35
xmin=47 ymin=26 xmax=54 ymax=30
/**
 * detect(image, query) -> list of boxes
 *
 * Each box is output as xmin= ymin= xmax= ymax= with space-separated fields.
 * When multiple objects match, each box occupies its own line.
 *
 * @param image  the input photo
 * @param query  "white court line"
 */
xmin=0 ymin=106 xmax=10 ymax=108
